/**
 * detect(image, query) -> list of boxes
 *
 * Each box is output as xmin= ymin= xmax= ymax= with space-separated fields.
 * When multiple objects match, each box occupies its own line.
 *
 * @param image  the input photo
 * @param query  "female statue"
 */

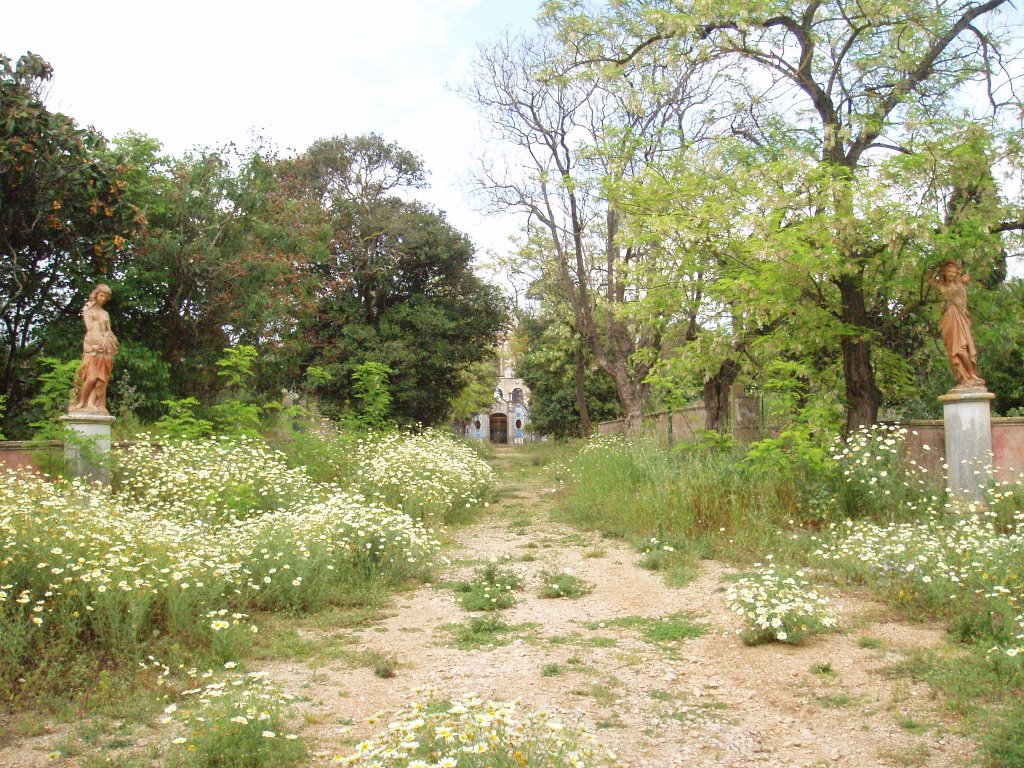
xmin=70 ymin=284 xmax=119 ymax=413
xmin=927 ymin=261 xmax=984 ymax=389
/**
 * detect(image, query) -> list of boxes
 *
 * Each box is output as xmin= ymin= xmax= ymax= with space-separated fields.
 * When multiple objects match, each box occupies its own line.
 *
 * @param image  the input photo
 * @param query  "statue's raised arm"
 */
xmin=70 ymin=284 xmax=119 ymax=414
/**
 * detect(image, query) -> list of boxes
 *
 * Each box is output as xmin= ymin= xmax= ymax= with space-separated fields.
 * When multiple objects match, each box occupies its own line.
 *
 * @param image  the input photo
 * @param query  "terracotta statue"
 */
xmin=928 ymin=261 xmax=984 ymax=390
xmin=70 ymin=284 xmax=119 ymax=414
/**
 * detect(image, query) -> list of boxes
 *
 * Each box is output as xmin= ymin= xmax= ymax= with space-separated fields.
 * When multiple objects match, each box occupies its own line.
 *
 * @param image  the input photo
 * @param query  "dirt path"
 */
xmin=272 ymin=447 xmax=976 ymax=768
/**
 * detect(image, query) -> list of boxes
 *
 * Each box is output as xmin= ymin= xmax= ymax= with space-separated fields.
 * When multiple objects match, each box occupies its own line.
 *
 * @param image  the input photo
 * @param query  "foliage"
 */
xmin=554 ymin=435 xmax=805 ymax=558
xmin=355 ymin=429 xmax=496 ymax=522
xmin=538 ymin=569 xmax=594 ymax=599
xmin=162 ymin=669 xmax=303 ymax=768
xmin=517 ymin=310 xmax=621 ymax=437
xmin=537 ymin=0 xmax=1024 ymax=432
xmin=725 ymin=561 xmax=838 ymax=645
xmin=285 ymin=134 xmax=507 ymax=425
xmin=216 ymin=345 xmax=258 ymax=391
xmin=110 ymin=133 xmax=324 ymax=409
xmin=349 ymin=361 xmax=394 ymax=430
xmin=155 ymin=397 xmax=214 ymax=440
xmin=829 ymin=424 xmax=939 ymax=521
xmin=333 ymin=690 xmax=622 ymax=767
xmin=448 ymin=358 xmax=500 ymax=427
xmin=28 ymin=357 xmax=78 ymax=439
xmin=0 ymin=53 xmax=136 ymax=437
xmin=817 ymin=483 xmax=1024 ymax=660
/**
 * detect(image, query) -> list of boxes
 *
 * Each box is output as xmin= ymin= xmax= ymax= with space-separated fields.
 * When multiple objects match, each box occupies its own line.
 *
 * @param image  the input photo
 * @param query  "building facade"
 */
xmin=466 ymin=333 xmax=533 ymax=444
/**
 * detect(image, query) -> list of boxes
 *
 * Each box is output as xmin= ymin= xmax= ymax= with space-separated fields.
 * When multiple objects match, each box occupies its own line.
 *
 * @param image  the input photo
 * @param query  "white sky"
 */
xmin=1 ymin=0 xmax=540 ymax=262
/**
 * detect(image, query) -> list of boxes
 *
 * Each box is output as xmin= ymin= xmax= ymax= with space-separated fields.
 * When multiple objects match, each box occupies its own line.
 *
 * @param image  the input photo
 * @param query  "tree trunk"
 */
xmin=574 ymin=348 xmax=592 ymax=438
xmin=703 ymin=358 xmax=739 ymax=433
xmin=838 ymin=275 xmax=882 ymax=433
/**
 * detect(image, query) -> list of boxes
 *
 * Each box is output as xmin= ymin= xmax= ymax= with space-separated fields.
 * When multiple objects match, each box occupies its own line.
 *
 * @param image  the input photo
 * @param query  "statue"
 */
xmin=70 ymin=284 xmax=119 ymax=414
xmin=928 ymin=260 xmax=985 ymax=390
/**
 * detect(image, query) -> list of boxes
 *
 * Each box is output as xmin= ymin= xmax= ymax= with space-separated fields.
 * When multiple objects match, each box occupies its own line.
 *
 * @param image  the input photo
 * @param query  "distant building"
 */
xmin=466 ymin=332 xmax=533 ymax=444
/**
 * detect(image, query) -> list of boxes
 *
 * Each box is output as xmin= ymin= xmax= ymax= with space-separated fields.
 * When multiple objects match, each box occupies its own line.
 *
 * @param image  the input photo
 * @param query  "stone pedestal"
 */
xmin=61 ymin=412 xmax=115 ymax=483
xmin=937 ymin=389 xmax=995 ymax=503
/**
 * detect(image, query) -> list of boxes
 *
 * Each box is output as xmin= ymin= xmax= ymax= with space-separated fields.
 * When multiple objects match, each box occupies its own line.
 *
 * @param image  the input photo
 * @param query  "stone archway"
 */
xmin=489 ymin=413 xmax=508 ymax=443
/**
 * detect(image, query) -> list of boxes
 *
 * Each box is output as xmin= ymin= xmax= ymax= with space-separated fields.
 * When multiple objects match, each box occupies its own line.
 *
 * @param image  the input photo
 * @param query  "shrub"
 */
xmin=725 ymin=560 xmax=838 ymax=645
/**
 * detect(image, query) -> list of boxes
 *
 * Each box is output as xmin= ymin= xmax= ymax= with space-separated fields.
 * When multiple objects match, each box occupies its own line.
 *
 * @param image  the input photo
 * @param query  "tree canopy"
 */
xmin=0 ymin=55 xmax=506 ymax=436
xmin=467 ymin=0 xmax=1023 ymax=435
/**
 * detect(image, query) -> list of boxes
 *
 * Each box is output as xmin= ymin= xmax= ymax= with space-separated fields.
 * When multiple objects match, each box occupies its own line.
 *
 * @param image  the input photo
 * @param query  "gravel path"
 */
xmin=275 ymin=447 xmax=976 ymax=767
xmin=0 ymin=447 xmax=976 ymax=767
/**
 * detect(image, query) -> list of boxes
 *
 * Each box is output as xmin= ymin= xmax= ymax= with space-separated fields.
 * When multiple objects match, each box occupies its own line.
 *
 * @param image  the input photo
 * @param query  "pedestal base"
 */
xmin=61 ymin=412 xmax=115 ymax=483
xmin=937 ymin=389 xmax=995 ymax=503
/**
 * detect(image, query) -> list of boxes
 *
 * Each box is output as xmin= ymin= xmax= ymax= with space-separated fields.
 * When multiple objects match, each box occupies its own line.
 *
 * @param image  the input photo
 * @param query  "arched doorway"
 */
xmin=489 ymin=413 xmax=508 ymax=443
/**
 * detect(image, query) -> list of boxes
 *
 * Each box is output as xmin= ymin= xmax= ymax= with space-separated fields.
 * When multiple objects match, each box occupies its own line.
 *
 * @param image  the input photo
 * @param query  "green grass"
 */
xmin=584 ymin=612 xmax=707 ymax=644
xmin=813 ymin=693 xmax=854 ymax=708
xmin=553 ymin=436 xmax=812 ymax=561
xmin=538 ymin=569 xmax=594 ymax=599
xmin=811 ymin=662 xmax=838 ymax=677
xmin=443 ymin=616 xmax=537 ymax=650
xmin=541 ymin=662 xmax=566 ymax=677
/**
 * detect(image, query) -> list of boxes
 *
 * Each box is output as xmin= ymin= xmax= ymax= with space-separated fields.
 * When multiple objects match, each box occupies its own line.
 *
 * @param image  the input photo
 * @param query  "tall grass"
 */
xmin=554 ymin=436 xmax=807 ymax=560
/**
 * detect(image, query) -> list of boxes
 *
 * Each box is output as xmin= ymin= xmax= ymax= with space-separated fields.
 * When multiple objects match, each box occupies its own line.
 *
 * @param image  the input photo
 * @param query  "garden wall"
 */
xmin=900 ymin=417 xmax=1024 ymax=483
xmin=597 ymin=391 xmax=764 ymax=444
xmin=0 ymin=440 xmax=141 ymax=477
xmin=0 ymin=440 xmax=62 ymax=474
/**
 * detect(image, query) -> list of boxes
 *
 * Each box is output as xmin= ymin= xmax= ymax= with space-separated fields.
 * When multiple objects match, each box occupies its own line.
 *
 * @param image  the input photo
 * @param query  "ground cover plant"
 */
xmin=552 ymin=435 xmax=809 ymax=563
xmin=453 ymin=563 xmax=524 ymax=611
xmin=725 ymin=560 xmax=838 ymax=645
xmin=0 ymin=427 xmax=495 ymax=711
xmin=332 ymin=689 xmax=622 ymax=767
xmin=538 ymin=569 xmax=594 ymax=599
xmin=355 ymin=428 xmax=496 ymax=522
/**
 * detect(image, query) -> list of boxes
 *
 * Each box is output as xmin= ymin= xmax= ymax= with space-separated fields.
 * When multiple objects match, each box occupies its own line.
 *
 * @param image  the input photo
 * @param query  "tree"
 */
xmin=0 ymin=53 xmax=135 ymax=434
xmin=448 ymin=357 xmax=501 ymax=433
xmin=543 ymin=0 xmax=1024 ymax=431
xmin=465 ymin=33 xmax=714 ymax=433
xmin=284 ymin=135 xmax=508 ymax=424
xmin=517 ymin=307 xmax=622 ymax=437
xmin=109 ymin=133 xmax=325 ymax=414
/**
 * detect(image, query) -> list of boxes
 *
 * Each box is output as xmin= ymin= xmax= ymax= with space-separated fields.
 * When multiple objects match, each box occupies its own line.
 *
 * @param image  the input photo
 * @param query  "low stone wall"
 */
xmin=901 ymin=417 xmax=1024 ymax=483
xmin=0 ymin=439 xmax=142 ymax=478
xmin=0 ymin=440 xmax=63 ymax=474
xmin=597 ymin=398 xmax=763 ymax=444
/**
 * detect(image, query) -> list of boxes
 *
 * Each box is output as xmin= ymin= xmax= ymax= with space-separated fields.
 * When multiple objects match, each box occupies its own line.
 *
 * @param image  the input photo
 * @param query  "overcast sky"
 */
xmin=1 ymin=0 xmax=541 ymax=262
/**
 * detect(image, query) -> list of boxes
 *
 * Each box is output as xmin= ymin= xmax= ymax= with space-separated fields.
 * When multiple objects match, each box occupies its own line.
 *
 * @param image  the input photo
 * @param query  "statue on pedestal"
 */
xmin=928 ymin=260 xmax=985 ymax=390
xmin=70 ymin=284 xmax=119 ymax=414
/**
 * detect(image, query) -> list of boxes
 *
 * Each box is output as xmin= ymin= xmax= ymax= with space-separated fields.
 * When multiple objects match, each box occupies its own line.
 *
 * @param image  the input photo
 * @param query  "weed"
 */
xmin=452 ymin=563 xmax=523 ymax=611
xmin=538 ymin=570 xmax=594 ymax=599
xmin=445 ymin=616 xmax=534 ymax=650
xmin=811 ymin=662 xmax=837 ymax=677
xmin=858 ymin=636 xmax=884 ymax=650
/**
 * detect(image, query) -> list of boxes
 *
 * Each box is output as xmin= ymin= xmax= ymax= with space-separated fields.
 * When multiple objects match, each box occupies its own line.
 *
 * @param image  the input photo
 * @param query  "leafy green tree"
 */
xmin=543 ymin=0 xmax=1024 ymax=431
xmin=466 ymin=33 xmax=717 ymax=433
xmin=0 ymin=53 xmax=135 ymax=436
xmin=448 ymin=357 xmax=501 ymax=432
xmin=110 ymin=133 xmax=325 ymax=405
xmin=518 ymin=310 xmax=622 ymax=437
xmin=284 ymin=135 xmax=507 ymax=425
